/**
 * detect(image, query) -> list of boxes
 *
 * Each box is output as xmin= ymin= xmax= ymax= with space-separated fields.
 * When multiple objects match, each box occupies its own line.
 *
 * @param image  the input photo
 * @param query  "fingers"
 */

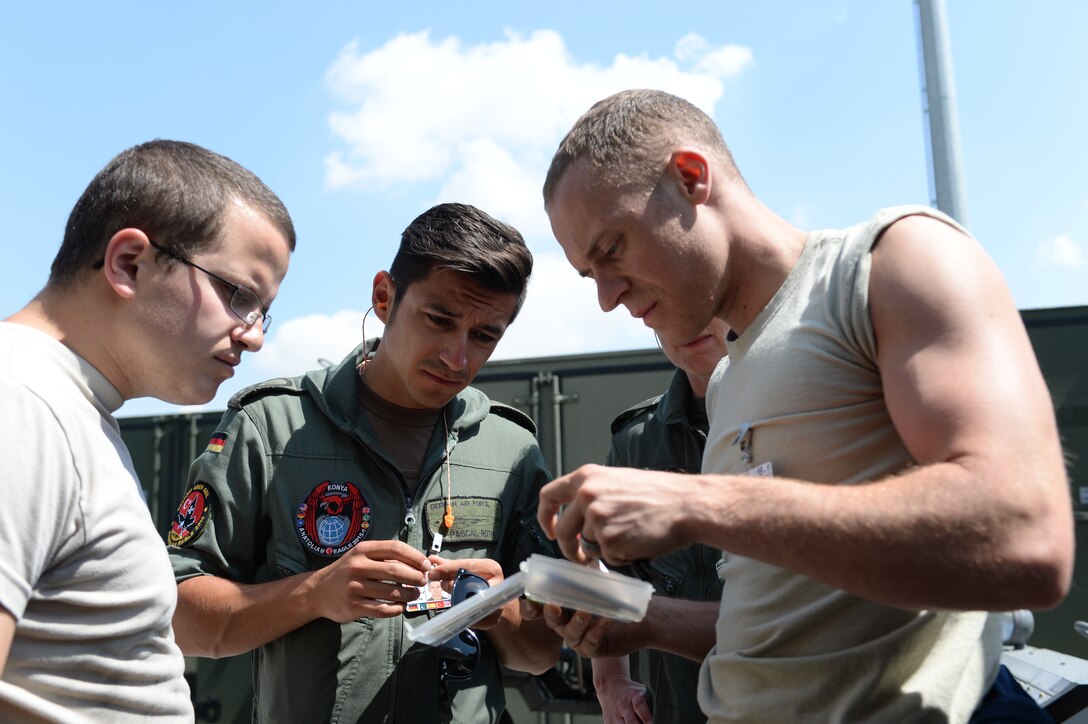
xmin=356 ymin=539 xmax=430 ymax=571
xmin=323 ymin=580 xmax=419 ymax=623
xmin=427 ymin=556 xmax=502 ymax=584
xmin=540 ymin=604 xmax=609 ymax=655
xmin=520 ymin=597 xmax=545 ymax=621
xmin=538 ymin=469 xmax=589 ymax=540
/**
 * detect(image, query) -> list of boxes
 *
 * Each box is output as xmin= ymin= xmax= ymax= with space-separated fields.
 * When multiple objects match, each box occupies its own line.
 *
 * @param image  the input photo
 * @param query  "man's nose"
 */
xmin=234 ymin=320 xmax=265 ymax=352
xmin=439 ymin=335 xmax=468 ymax=372
xmin=595 ymin=273 xmax=627 ymax=313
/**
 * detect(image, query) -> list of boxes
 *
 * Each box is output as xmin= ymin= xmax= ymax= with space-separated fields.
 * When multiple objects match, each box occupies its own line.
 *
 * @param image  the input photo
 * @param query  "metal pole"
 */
xmin=915 ymin=0 xmax=969 ymax=226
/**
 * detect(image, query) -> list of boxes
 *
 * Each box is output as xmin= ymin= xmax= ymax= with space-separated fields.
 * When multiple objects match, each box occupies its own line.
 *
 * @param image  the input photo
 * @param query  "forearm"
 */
xmin=636 ymin=597 xmax=717 ymax=662
xmin=591 ymin=655 xmax=631 ymax=688
xmin=487 ymin=599 xmax=562 ymax=674
xmin=687 ymin=459 xmax=1072 ymax=611
xmin=174 ymin=573 xmax=322 ymax=658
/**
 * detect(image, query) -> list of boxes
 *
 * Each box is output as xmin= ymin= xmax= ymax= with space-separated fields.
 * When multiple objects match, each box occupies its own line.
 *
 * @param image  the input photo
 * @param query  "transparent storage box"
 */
xmin=404 ymin=554 xmax=653 ymax=646
xmin=522 ymin=554 xmax=653 ymax=623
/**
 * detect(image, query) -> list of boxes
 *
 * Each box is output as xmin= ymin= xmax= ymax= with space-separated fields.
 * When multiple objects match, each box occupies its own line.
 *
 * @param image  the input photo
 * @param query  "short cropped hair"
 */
xmin=50 ymin=139 xmax=296 ymax=286
xmin=543 ymin=89 xmax=743 ymax=207
xmin=389 ymin=203 xmax=532 ymax=322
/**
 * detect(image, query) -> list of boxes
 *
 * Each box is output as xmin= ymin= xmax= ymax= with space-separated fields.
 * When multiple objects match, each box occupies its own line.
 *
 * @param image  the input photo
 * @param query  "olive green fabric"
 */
xmin=168 ymin=341 xmax=554 ymax=723
xmin=605 ymin=368 xmax=723 ymax=724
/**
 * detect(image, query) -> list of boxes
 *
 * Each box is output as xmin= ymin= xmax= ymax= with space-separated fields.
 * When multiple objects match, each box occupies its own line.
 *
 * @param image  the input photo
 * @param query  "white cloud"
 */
xmin=323 ymin=29 xmax=751 ymax=193
xmin=312 ymin=28 xmax=753 ymax=370
xmin=675 ymin=33 xmax=754 ymax=78
xmin=1035 ymin=233 xmax=1084 ymax=269
xmin=254 ymin=309 xmax=384 ymax=377
xmin=495 ymin=252 xmax=655 ymax=361
xmin=433 ymin=138 xmax=553 ymax=241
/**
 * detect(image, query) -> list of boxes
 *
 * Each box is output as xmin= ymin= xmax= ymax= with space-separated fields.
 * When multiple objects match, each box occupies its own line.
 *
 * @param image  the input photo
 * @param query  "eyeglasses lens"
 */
xmin=229 ymin=287 xmax=270 ymax=332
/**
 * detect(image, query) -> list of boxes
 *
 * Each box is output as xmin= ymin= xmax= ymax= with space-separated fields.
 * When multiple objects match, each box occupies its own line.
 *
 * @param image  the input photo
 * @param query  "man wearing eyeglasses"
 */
xmin=167 ymin=203 xmax=562 ymax=723
xmin=0 ymin=140 xmax=295 ymax=722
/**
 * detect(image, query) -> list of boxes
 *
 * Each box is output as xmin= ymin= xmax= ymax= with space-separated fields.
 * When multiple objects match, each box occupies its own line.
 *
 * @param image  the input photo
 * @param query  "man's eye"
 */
xmin=603 ymin=239 xmax=621 ymax=259
xmin=474 ymin=332 xmax=500 ymax=345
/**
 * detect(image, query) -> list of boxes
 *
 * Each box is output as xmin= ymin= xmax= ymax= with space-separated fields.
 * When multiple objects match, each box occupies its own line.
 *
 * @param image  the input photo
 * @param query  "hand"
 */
xmin=595 ymin=669 xmax=653 ymax=724
xmin=535 ymin=603 xmax=618 ymax=659
xmin=428 ymin=556 xmax=505 ymax=629
xmin=538 ymin=464 xmax=693 ymax=566
xmin=308 ymin=540 xmax=429 ymax=623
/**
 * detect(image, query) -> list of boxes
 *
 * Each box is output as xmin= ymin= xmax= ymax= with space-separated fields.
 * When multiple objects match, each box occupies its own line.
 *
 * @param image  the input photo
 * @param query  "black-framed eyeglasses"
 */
xmin=437 ymin=569 xmax=488 ymax=683
xmin=147 ymin=240 xmax=272 ymax=332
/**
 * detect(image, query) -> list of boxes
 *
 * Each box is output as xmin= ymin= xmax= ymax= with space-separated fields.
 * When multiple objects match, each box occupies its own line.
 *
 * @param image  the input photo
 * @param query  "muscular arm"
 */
xmin=174 ymin=540 xmax=429 ymax=658
xmin=542 ymin=217 xmax=1073 ymax=612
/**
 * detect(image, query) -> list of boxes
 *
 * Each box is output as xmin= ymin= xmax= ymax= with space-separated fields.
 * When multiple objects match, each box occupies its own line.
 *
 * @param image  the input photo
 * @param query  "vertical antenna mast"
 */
xmin=915 ymin=0 xmax=969 ymax=225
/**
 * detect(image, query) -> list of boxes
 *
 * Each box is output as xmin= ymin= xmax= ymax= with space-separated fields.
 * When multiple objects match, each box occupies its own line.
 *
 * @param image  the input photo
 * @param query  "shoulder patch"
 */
xmin=228 ymin=377 xmax=304 ymax=409
xmin=489 ymin=401 xmax=537 ymax=435
xmin=168 ymin=482 xmax=213 ymax=547
xmin=610 ymin=394 xmax=663 ymax=435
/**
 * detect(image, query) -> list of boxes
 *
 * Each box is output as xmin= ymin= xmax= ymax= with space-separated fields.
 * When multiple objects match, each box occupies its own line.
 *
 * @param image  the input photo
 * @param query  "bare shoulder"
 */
xmin=869 ymin=214 xmax=1015 ymax=337
xmin=867 ymin=212 xmax=1055 ymax=469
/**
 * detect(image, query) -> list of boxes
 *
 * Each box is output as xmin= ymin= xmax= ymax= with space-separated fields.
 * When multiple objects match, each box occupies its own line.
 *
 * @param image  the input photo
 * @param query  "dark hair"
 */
xmin=543 ymin=89 xmax=744 ymax=207
xmin=389 ymin=203 xmax=532 ymax=321
xmin=50 ymin=139 xmax=296 ymax=286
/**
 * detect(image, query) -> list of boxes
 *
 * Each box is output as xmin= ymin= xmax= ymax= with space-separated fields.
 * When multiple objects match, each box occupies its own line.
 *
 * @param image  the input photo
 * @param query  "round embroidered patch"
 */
xmin=168 ymin=482 xmax=212 ymax=547
xmin=296 ymin=481 xmax=371 ymax=557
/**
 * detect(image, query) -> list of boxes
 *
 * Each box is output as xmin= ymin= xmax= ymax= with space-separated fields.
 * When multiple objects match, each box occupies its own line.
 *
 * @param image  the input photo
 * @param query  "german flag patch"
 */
xmin=205 ymin=432 xmax=227 ymax=454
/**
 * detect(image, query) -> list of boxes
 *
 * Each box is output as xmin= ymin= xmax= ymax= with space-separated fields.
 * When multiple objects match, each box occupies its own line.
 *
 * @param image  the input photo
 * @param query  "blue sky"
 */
xmin=3 ymin=1 xmax=1084 ymax=418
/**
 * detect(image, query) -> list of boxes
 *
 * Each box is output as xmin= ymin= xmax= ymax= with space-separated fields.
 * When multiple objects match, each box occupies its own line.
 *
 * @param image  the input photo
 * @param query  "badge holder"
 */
xmin=404 ymin=554 xmax=654 ymax=647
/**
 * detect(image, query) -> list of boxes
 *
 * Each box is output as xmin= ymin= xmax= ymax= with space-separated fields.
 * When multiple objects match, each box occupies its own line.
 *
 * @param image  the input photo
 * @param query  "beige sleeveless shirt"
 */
xmin=698 ymin=206 xmax=1001 ymax=723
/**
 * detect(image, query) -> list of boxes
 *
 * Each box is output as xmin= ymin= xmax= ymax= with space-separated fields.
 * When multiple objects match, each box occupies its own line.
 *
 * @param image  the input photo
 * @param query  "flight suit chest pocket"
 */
xmin=424 ymin=496 xmax=502 ymax=545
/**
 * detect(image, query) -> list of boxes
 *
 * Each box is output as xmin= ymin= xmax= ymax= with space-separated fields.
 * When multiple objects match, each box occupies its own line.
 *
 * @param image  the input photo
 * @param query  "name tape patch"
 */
xmin=425 ymin=496 xmax=501 ymax=543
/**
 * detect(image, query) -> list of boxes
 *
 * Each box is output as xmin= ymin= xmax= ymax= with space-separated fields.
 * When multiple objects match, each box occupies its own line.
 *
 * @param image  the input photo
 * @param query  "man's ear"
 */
xmin=372 ymin=270 xmax=395 ymax=323
xmin=666 ymin=149 xmax=712 ymax=206
xmin=100 ymin=229 xmax=153 ymax=300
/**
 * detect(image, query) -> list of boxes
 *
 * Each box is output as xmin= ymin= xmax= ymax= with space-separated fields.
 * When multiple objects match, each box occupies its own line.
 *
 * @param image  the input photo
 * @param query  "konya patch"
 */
xmin=205 ymin=432 xmax=228 ymax=454
xmin=425 ymin=496 xmax=501 ymax=543
xmin=296 ymin=481 xmax=371 ymax=557
xmin=168 ymin=483 xmax=212 ymax=547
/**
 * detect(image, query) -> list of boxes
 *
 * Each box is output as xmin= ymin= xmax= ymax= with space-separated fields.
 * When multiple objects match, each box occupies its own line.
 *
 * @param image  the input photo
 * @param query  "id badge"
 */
xmin=405 ymin=580 xmax=452 ymax=612
xmin=743 ymin=461 xmax=774 ymax=477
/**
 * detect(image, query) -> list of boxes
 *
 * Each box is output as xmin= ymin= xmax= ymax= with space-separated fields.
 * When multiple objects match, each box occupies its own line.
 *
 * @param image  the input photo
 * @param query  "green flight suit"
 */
xmin=605 ymin=368 xmax=724 ymax=724
xmin=168 ymin=342 xmax=554 ymax=723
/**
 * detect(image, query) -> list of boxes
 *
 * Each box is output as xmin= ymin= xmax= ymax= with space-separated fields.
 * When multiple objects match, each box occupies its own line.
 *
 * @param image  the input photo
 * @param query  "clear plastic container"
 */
xmin=403 ymin=555 xmax=654 ymax=647
xmin=521 ymin=554 xmax=653 ymax=623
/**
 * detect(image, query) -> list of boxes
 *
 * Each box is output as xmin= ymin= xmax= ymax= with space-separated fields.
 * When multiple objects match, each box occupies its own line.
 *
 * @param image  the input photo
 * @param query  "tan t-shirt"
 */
xmin=0 ymin=323 xmax=192 ymax=723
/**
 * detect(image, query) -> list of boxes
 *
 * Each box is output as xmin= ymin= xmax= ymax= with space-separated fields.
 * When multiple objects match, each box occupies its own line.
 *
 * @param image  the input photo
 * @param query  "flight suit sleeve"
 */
xmin=498 ymin=440 xmax=559 ymax=577
xmin=167 ymin=406 xmax=271 ymax=585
